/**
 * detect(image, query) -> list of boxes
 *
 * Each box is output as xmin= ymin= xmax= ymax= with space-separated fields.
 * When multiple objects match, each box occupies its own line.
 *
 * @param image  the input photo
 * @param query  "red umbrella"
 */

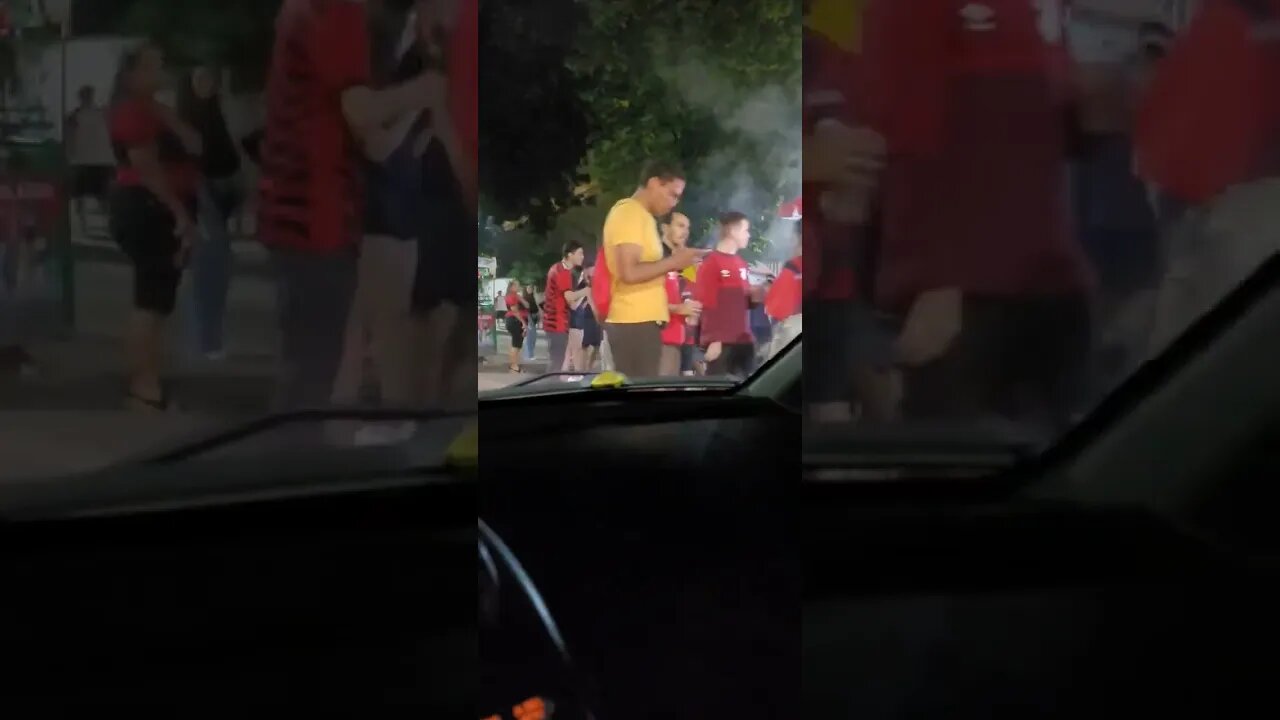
xmin=777 ymin=196 xmax=802 ymax=220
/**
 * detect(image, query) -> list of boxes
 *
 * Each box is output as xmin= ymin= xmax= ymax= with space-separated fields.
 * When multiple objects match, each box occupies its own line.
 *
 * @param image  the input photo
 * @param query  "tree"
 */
xmin=480 ymin=0 xmax=593 ymax=234
xmin=112 ymin=0 xmax=280 ymax=90
xmin=571 ymin=0 xmax=801 ymax=260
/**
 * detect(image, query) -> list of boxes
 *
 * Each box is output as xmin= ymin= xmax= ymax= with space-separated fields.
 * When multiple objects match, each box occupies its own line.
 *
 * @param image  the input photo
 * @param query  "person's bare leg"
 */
xmin=658 ymin=345 xmax=681 ymax=376
xmin=565 ymin=329 xmax=584 ymax=371
xmin=332 ymin=304 xmax=368 ymax=407
xmin=125 ymin=308 xmax=166 ymax=409
xmin=413 ymin=302 xmax=461 ymax=410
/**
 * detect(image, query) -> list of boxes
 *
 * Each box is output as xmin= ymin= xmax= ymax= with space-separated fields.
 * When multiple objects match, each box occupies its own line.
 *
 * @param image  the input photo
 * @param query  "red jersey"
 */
xmin=259 ymin=0 xmax=371 ymax=253
xmin=504 ymin=288 xmax=526 ymax=323
xmin=765 ymin=257 xmax=803 ymax=321
xmin=695 ymin=250 xmax=753 ymax=346
xmin=1136 ymin=0 xmax=1280 ymax=203
xmin=866 ymin=0 xmax=1090 ymax=310
xmin=660 ymin=271 xmax=686 ymax=346
xmin=449 ymin=0 xmax=478 ymax=206
xmin=110 ymin=98 xmax=198 ymax=202
xmin=542 ymin=262 xmax=573 ymax=333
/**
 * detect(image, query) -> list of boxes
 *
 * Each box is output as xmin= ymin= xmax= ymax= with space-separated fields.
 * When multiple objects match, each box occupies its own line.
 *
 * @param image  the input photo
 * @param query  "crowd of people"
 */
xmin=73 ymin=0 xmax=477 ymax=433
xmin=803 ymin=0 xmax=1280 ymax=431
xmin=496 ymin=165 xmax=803 ymax=381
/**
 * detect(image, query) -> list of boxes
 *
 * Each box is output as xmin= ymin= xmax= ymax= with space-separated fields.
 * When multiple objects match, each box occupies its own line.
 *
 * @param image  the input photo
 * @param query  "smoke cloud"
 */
xmin=651 ymin=51 xmax=801 ymax=259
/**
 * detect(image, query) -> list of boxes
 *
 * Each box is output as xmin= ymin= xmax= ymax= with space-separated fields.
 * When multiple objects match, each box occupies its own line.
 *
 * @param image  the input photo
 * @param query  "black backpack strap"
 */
xmin=783 ymin=260 xmax=801 ymax=275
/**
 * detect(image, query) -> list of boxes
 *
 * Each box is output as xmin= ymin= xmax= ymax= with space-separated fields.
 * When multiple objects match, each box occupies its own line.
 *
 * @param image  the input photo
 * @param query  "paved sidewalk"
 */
xmin=0 ymin=411 xmax=219 ymax=480
xmin=1 ymin=245 xmax=277 ymax=480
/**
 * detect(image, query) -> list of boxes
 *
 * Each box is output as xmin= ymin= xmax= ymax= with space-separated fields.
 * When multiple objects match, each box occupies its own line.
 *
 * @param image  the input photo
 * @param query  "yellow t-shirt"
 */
xmin=603 ymin=198 xmax=668 ymax=324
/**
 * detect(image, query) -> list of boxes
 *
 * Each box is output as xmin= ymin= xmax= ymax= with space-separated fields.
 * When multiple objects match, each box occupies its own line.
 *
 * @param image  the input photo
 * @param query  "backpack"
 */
xmin=591 ymin=243 xmax=612 ymax=322
xmin=1136 ymin=0 xmax=1280 ymax=203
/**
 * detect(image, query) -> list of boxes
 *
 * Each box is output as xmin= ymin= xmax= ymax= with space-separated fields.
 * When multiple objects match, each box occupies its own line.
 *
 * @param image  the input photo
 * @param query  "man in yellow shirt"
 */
xmin=602 ymin=160 xmax=701 ymax=376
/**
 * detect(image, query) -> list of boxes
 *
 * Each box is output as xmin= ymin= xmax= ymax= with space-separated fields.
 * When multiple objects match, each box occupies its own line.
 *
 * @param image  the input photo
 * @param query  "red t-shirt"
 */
xmin=866 ymin=0 xmax=1091 ymax=310
xmin=765 ymin=256 xmax=803 ymax=321
xmin=259 ymin=0 xmax=371 ymax=253
xmin=695 ymin=250 xmax=753 ymax=346
xmin=660 ymin=271 xmax=686 ymax=346
xmin=542 ymin=262 xmax=573 ymax=333
xmin=505 ymin=288 xmax=526 ymax=323
xmin=109 ymin=98 xmax=198 ymax=202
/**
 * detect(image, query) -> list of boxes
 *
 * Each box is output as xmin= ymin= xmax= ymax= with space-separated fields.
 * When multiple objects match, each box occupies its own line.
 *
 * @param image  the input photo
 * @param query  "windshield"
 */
xmin=0 ymin=0 xmax=478 ymax=480
xmin=801 ymin=0 xmax=1279 ymax=451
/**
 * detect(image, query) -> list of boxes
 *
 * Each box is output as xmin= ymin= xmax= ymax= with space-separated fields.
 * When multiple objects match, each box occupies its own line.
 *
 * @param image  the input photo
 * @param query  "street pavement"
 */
xmin=1 ymin=237 xmax=278 ymax=480
xmin=1 ymin=231 xmax=551 ymax=479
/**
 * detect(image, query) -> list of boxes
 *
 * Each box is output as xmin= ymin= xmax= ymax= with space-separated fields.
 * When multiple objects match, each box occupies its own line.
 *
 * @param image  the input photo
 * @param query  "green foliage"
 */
xmin=115 ymin=0 xmax=280 ymax=90
xmin=479 ymin=0 xmax=592 ymax=234
xmin=571 ymin=0 xmax=801 ymax=232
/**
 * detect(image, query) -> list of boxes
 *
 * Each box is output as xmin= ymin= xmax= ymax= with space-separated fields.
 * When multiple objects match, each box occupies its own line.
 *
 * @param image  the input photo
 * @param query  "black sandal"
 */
xmin=126 ymin=384 xmax=175 ymax=413
xmin=126 ymin=393 xmax=168 ymax=412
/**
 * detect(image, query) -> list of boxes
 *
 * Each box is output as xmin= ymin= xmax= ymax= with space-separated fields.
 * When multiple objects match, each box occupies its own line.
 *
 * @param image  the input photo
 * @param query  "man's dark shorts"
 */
xmin=272 ymin=245 xmax=359 ymax=411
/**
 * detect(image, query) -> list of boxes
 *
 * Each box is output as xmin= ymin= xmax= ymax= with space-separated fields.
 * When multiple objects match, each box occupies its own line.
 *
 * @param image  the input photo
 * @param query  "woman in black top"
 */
xmin=177 ymin=65 xmax=242 ymax=360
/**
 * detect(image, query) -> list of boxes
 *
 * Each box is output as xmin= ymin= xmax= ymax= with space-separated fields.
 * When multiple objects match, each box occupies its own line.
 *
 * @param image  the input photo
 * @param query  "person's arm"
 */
xmin=428 ymin=88 xmax=477 ymax=211
xmin=342 ymin=80 xmax=432 ymax=149
xmin=613 ymin=242 xmax=686 ymax=285
xmin=313 ymin=0 xmax=429 ymax=153
xmin=116 ymin=106 xmax=193 ymax=228
xmin=360 ymin=108 xmax=423 ymax=162
xmin=128 ymin=144 xmax=194 ymax=230
xmin=152 ymin=102 xmax=203 ymax=156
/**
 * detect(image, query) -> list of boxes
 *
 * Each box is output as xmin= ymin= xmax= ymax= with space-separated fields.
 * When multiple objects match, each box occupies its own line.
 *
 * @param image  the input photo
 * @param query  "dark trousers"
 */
xmin=706 ymin=342 xmax=756 ymax=379
xmin=903 ymin=294 xmax=1092 ymax=432
xmin=605 ymin=321 xmax=662 ymax=377
xmin=271 ymin=246 xmax=358 ymax=411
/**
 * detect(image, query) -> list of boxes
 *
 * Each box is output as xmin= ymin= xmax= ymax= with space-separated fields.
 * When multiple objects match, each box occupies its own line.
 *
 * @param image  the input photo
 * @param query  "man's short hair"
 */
xmin=638 ymin=160 xmax=686 ymax=188
xmin=562 ymin=240 xmax=584 ymax=258
xmin=718 ymin=210 xmax=749 ymax=235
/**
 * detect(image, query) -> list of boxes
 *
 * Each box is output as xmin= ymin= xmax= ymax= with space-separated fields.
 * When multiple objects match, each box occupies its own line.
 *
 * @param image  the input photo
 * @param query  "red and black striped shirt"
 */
xmin=259 ymin=0 xmax=371 ymax=253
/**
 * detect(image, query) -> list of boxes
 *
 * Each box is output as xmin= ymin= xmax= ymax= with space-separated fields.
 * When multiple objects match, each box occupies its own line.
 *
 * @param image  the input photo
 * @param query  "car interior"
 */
xmin=0 ymin=414 xmax=476 ymax=713
xmin=0 ymin=250 xmax=1273 ymax=717
xmin=804 ymin=254 xmax=1279 ymax=718
xmin=480 ymin=340 xmax=801 ymax=719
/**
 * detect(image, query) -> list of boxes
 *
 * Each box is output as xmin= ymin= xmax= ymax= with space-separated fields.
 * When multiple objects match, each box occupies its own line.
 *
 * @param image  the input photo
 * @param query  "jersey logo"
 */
xmin=739 ymin=268 xmax=749 ymax=280
xmin=720 ymin=269 xmax=732 ymax=278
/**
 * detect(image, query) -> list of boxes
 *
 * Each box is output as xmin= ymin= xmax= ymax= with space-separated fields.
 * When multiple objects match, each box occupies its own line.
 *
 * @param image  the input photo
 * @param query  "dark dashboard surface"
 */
xmin=482 ymin=388 xmax=800 ymax=719
xmin=0 ymin=455 xmax=474 ymax=712
xmin=803 ymin=482 xmax=1275 ymax=719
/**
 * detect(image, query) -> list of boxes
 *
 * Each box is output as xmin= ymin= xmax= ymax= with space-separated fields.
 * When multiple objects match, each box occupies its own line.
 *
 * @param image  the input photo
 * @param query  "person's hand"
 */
xmin=704 ymin=341 xmax=723 ymax=363
xmin=895 ymin=287 xmax=962 ymax=367
xmin=418 ymin=71 xmax=448 ymax=111
xmin=676 ymin=300 xmax=702 ymax=316
xmin=670 ymin=245 xmax=701 ymax=269
xmin=804 ymin=120 xmax=886 ymax=185
xmin=173 ymin=215 xmax=198 ymax=268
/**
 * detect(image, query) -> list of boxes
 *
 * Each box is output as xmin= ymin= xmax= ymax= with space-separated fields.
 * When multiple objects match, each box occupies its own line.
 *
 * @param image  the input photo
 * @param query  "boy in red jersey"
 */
xmin=860 ymin=0 xmax=1093 ymax=429
xmin=696 ymin=212 xmax=764 ymax=379
xmin=658 ymin=212 xmax=702 ymax=376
